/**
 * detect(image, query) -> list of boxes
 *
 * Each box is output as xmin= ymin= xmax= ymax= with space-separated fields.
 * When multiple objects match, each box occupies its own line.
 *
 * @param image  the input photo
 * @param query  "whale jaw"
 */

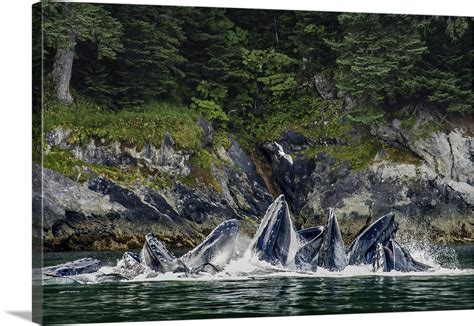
xmin=181 ymin=219 xmax=239 ymax=269
xmin=318 ymin=208 xmax=348 ymax=271
xmin=141 ymin=233 xmax=188 ymax=273
xmin=252 ymin=195 xmax=294 ymax=266
xmin=348 ymin=212 xmax=398 ymax=265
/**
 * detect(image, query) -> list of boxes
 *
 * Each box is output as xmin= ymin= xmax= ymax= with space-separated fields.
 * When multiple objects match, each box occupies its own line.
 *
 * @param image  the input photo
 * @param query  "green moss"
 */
xmin=189 ymin=149 xmax=213 ymax=169
xmin=213 ymin=131 xmax=232 ymax=151
xmin=383 ymin=144 xmax=423 ymax=166
xmin=44 ymin=99 xmax=203 ymax=151
xmin=42 ymin=150 xmax=90 ymax=182
xmin=179 ymin=167 xmax=222 ymax=193
xmin=43 ymin=149 xmax=173 ymax=189
xmin=400 ymin=116 xmax=417 ymax=130
xmin=412 ymin=121 xmax=442 ymax=140
xmin=244 ymin=96 xmax=352 ymax=144
xmin=185 ymin=149 xmax=222 ymax=192
xmin=300 ymin=139 xmax=381 ymax=171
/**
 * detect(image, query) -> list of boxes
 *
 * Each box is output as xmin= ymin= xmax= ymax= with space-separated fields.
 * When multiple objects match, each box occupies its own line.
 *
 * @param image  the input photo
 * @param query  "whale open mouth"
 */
xmin=317 ymin=208 xmax=348 ymax=271
xmin=251 ymin=195 xmax=294 ymax=266
xmin=181 ymin=219 xmax=239 ymax=269
xmin=141 ymin=233 xmax=188 ymax=273
xmin=41 ymin=195 xmax=437 ymax=282
xmin=347 ymin=212 xmax=399 ymax=265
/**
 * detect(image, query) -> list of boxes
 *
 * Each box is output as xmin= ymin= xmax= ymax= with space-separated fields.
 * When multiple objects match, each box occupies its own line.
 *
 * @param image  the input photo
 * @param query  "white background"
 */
xmin=0 ymin=1 xmax=472 ymax=325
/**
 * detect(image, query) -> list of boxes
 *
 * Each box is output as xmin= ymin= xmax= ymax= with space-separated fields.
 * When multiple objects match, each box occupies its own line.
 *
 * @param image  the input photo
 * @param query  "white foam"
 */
xmin=45 ymin=221 xmax=473 ymax=285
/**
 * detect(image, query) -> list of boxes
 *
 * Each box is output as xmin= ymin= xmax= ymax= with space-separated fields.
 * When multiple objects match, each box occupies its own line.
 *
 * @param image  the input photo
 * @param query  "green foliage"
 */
xmin=43 ymin=149 xmax=173 ymax=189
xmin=213 ymin=131 xmax=232 ymax=151
xmin=240 ymin=48 xmax=297 ymax=108
xmin=191 ymin=81 xmax=229 ymax=126
xmin=42 ymin=150 xmax=89 ymax=183
xmin=400 ymin=116 xmax=417 ymax=130
xmin=103 ymin=6 xmax=186 ymax=107
xmin=40 ymin=5 xmax=472 ymax=122
xmin=180 ymin=167 xmax=222 ymax=193
xmin=44 ymin=99 xmax=203 ymax=150
xmin=411 ymin=121 xmax=442 ymax=140
xmin=382 ymin=145 xmax=423 ymax=166
xmin=43 ymin=2 xmax=123 ymax=57
xmin=180 ymin=8 xmax=246 ymax=103
xmin=328 ymin=14 xmax=427 ymax=104
xmin=288 ymin=12 xmax=339 ymax=78
xmin=245 ymin=95 xmax=351 ymax=143
xmin=183 ymin=149 xmax=222 ymax=192
xmin=345 ymin=105 xmax=385 ymax=126
xmin=411 ymin=17 xmax=473 ymax=113
xmin=191 ymin=98 xmax=229 ymax=124
xmin=189 ymin=149 xmax=214 ymax=170
xmin=301 ymin=140 xmax=382 ymax=171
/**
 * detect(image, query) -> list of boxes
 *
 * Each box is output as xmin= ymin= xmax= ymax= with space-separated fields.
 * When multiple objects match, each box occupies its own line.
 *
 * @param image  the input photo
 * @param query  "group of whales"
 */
xmin=42 ymin=195 xmax=431 ymax=282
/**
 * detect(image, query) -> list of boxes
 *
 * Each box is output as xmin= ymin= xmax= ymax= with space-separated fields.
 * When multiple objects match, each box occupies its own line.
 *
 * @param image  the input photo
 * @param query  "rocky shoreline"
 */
xmin=33 ymin=111 xmax=473 ymax=251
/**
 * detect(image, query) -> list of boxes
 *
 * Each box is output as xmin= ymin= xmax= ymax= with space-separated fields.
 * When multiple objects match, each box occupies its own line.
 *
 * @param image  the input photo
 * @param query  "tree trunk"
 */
xmin=52 ymin=32 xmax=76 ymax=105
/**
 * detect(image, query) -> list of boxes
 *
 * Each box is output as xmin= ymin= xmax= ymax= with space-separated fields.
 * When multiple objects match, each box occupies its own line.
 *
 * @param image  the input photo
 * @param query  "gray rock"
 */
xmin=314 ymin=73 xmax=338 ymax=100
xmin=197 ymin=117 xmax=214 ymax=147
xmin=47 ymin=127 xmax=191 ymax=175
xmin=37 ymin=129 xmax=274 ymax=250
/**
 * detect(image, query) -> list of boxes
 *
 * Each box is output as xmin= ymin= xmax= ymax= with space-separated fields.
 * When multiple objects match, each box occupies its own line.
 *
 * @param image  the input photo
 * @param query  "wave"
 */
xmin=49 ymin=242 xmax=473 ymax=285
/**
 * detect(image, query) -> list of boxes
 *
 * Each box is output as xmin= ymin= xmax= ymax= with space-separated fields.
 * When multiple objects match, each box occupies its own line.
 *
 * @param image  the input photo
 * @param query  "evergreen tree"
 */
xmin=43 ymin=2 xmax=123 ymax=104
xmin=413 ymin=17 xmax=473 ymax=113
xmin=328 ymin=14 xmax=427 ymax=105
xmin=107 ymin=5 xmax=187 ymax=107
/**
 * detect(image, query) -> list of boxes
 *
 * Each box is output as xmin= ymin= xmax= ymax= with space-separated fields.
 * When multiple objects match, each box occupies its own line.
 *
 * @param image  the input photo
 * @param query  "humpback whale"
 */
xmin=372 ymin=243 xmax=394 ymax=272
xmin=40 ymin=195 xmax=436 ymax=281
xmin=297 ymin=226 xmax=324 ymax=242
xmin=372 ymin=240 xmax=431 ymax=272
xmin=251 ymin=195 xmax=295 ymax=266
xmin=181 ymin=219 xmax=239 ymax=269
xmin=318 ymin=208 xmax=348 ymax=271
xmin=141 ymin=233 xmax=189 ymax=273
xmin=117 ymin=251 xmax=145 ymax=275
xmin=387 ymin=239 xmax=431 ymax=272
xmin=347 ymin=212 xmax=399 ymax=265
xmin=42 ymin=257 xmax=101 ymax=277
xmin=295 ymin=226 xmax=324 ymax=271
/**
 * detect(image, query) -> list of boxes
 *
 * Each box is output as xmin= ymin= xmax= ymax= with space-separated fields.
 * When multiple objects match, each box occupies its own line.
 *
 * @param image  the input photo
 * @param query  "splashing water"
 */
xmin=41 ymin=235 xmax=473 ymax=286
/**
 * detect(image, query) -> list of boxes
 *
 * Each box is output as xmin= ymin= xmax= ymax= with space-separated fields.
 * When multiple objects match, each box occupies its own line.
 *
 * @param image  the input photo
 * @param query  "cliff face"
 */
xmin=35 ymin=123 xmax=273 ymax=250
xmin=34 ymin=112 xmax=474 ymax=250
xmin=263 ymin=122 xmax=473 ymax=243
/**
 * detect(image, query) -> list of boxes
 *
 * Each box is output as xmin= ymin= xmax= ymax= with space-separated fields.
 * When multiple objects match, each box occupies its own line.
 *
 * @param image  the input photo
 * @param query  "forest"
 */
xmin=32 ymin=2 xmax=474 ymax=252
xmin=34 ymin=3 xmax=472 ymax=140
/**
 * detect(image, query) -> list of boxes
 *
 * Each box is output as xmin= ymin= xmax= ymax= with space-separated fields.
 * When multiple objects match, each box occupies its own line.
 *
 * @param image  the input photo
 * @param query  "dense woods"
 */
xmin=37 ymin=3 xmax=472 ymax=122
xmin=33 ymin=3 xmax=474 ymax=252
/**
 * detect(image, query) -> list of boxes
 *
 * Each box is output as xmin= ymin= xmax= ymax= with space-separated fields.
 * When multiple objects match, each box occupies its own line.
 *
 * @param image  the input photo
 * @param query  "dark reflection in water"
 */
xmin=41 ymin=245 xmax=474 ymax=324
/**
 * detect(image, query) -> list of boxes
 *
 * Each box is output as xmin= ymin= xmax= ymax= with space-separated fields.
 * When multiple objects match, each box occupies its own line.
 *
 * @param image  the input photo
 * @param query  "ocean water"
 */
xmin=38 ymin=245 xmax=474 ymax=324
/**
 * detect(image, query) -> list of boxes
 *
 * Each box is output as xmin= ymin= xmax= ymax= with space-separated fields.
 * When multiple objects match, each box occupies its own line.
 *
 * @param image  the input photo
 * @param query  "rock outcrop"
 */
xmin=262 ymin=117 xmax=473 ymax=243
xmin=36 ymin=124 xmax=273 ymax=250
xmin=36 ymin=112 xmax=474 ymax=250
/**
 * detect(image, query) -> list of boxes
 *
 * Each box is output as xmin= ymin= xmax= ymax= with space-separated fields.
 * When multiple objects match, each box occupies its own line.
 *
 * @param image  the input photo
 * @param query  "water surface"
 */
xmin=39 ymin=245 xmax=474 ymax=324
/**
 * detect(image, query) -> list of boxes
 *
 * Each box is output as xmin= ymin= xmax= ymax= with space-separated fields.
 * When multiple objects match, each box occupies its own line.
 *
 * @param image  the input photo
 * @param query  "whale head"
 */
xmin=317 ymin=208 xmax=348 ymax=271
xmin=387 ymin=239 xmax=431 ymax=272
xmin=181 ymin=219 xmax=239 ymax=269
xmin=141 ymin=233 xmax=188 ymax=273
xmin=347 ymin=212 xmax=398 ymax=265
xmin=252 ymin=195 xmax=294 ymax=266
